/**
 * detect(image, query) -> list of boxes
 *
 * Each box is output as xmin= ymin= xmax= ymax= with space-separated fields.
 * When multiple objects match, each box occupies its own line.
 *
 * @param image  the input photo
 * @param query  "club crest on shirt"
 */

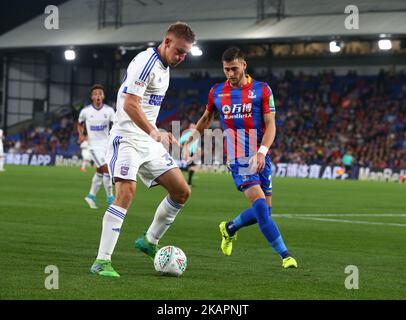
xmin=120 ymin=166 xmax=129 ymax=176
xmin=248 ymin=90 xmax=256 ymax=99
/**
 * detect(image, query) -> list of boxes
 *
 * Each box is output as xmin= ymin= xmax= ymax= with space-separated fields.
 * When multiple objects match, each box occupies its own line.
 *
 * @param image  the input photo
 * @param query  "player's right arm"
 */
xmin=186 ymin=87 xmax=217 ymax=144
xmin=77 ymin=109 xmax=86 ymax=144
xmin=123 ymin=94 xmax=174 ymax=145
xmin=194 ymin=109 xmax=216 ymax=136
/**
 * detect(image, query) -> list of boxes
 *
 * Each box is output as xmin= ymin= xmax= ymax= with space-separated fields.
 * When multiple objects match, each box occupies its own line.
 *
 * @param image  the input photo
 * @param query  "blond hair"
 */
xmin=165 ymin=21 xmax=195 ymax=43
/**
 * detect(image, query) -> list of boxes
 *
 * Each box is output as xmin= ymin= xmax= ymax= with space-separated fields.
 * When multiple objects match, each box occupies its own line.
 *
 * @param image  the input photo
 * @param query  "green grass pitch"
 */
xmin=0 ymin=165 xmax=405 ymax=299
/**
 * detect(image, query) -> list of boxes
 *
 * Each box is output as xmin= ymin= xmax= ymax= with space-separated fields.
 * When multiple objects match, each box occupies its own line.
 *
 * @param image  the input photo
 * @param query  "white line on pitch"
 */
xmin=276 ymin=216 xmax=406 ymax=227
xmin=273 ymin=213 xmax=406 ymax=217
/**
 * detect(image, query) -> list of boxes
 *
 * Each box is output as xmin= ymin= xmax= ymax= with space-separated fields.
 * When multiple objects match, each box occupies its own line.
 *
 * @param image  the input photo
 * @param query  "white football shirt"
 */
xmin=78 ymin=104 xmax=115 ymax=149
xmin=110 ymin=47 xmax=170 ymax=141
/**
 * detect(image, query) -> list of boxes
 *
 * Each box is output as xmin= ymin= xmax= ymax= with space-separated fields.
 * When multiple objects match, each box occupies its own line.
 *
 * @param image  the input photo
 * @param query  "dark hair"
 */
xmin=166 ymin=21 xmax=196 ymax=43
xmin=90 ymin=84 xmax=105 ymax=95
xmin=222 ymin=47 xmax=246 ymax=62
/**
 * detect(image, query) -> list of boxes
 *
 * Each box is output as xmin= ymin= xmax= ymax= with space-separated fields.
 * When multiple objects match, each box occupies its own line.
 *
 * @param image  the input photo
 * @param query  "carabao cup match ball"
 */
xmin=154 ymin=245 xmax=187 ymax=277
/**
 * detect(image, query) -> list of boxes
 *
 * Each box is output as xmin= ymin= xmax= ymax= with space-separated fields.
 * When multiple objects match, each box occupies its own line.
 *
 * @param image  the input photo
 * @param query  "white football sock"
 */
xmin=0 ymin=156 xmax=4 ymax=170
xmin=103 ymin=173 xmax=113 ymax=197
xmin=146 ymin=196 xmax=184 ymax=245
xmin=96 ymin=205 xmax=127 ymax=261
xmin=89 ymin=173 xmax=103 ymax=196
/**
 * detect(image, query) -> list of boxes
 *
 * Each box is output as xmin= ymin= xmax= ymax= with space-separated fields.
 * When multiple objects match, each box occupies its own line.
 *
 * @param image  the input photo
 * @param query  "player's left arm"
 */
xmin=261 ymin=113 xmax=276 ymax=150
xmin=251 ymin=83 xmax=276 ymax=173
xmin=251 ymin=113 xmax=275 ymax=173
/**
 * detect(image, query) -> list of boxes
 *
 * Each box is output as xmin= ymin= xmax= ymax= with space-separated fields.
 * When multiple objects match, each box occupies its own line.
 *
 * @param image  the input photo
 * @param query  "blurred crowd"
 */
xmin=4 ymin=115 xmax=77 ymax=156
xmin=263 ymin=69 xmax=406 ymax=171
xmin=3 ymin=69 xmax=406 ymax=170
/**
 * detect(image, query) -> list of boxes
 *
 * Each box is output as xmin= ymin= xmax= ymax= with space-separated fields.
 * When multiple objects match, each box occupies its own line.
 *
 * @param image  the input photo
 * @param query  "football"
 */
xmin=154 ymin=245 xmax=187 ymax=277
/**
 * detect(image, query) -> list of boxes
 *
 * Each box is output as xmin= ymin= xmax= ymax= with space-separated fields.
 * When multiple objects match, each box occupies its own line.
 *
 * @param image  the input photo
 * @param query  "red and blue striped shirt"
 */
xmin=206 ymin=75 xmax=276 ymax=160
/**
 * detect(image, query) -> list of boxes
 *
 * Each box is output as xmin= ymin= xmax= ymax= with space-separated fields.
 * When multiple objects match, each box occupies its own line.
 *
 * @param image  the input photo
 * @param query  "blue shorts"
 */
xmin=228 ymin=155 xmax=273 ymax=196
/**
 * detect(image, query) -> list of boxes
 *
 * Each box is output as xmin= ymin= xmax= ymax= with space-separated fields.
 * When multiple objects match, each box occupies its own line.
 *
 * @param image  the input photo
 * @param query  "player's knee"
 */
xmin=172 ymin=185 xmax=191 ymax=204
xmin=181 ymin=185 xmax=191 ymax=203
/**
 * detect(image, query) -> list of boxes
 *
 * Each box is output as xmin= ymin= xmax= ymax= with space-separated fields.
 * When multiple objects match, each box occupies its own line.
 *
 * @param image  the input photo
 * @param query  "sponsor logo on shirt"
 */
xmin=90 ymin=125 xmax=108 ymax=131
xmin=149 ymin=94 xmax=164 ymax=106
xmin=135 ymin=80 xmax=145 ymax=87
xmin=222 ymin=103 xmax=252 ymax=120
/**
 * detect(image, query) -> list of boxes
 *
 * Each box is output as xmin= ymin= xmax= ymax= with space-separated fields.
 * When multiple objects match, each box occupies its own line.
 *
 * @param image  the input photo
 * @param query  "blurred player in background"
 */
xmin=187 ymin=47 xmax=297 ymax=269
xmin=90 ymin=22 xmax=195 ymax=278
xmin=0 ymin=129 xmax=4 ymax=172
xmin=80 ymin=140 xmax=91 ymax=172
xmin=180 ymin=123 xmax=201 ymax=186
xmin=77 ymin=84 xmax=115 ymax=209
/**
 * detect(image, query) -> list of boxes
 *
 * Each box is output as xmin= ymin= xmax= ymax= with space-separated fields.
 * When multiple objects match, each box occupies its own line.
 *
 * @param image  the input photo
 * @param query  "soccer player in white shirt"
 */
xmin=91 ymin=22 xmax=195 ymax=277
xmin=0 ymin=129 xmax=4 ymax=172
xmin=77 ymin=84 xmax=115 ymax=209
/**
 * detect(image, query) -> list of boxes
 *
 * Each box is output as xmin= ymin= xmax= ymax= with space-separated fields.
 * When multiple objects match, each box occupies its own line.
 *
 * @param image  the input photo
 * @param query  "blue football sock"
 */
xmin=253 ymin=199 xmax=290 ymax=258
xmin=226 ymin=207 xmax=257 ymax=236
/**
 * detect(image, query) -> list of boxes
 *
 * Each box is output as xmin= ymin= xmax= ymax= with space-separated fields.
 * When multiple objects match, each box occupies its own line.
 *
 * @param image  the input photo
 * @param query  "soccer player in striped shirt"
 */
xmin=186 ymin=47 xmax=297 ymax=269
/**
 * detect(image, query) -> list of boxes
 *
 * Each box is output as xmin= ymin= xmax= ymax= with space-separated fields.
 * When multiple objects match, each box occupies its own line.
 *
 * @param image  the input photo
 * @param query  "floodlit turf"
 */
xmin=0 ymin=165 xmax=405 ymax=299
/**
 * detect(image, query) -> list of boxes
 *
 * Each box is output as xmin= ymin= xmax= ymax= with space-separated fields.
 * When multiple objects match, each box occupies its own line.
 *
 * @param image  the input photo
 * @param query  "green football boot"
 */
xmin=90 ymin=259 xmax=120 ymax=278
xmin=134 ymin=234 xmax=159 ymax=260
xmin=219 ymin=221 xmax=237 ymax=256
xmin=282 ymin=256 xmax=298 ymax=269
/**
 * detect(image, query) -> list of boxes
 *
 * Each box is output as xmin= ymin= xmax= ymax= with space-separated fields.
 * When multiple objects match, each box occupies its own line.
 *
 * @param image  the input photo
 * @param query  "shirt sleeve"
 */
xmin=109 ymin=108 xmax=115 ymax=122
xmin=261 ymin=83 xmax=276 ymax=114
xmin=122 ymin=52 xmax=156 ymax=98
xmin=206 ymin=86 xmax=216 ymax=112
xmin=78 ymin=109 xmax=86 ymax=123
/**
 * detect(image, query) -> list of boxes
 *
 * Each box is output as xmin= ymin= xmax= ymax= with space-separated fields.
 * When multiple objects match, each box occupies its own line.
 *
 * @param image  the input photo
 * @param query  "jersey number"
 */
xmin=163 ymin=153 xmax=174 ymax=167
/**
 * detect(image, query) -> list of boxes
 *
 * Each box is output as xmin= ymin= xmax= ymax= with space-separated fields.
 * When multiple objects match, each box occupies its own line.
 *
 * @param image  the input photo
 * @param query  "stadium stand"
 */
xmin=3 ymin=68 xmax=405 ymax=172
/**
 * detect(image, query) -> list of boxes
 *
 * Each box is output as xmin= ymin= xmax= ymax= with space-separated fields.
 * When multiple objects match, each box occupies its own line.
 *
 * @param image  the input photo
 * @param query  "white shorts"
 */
xmin=89 ymin=147 xmax=107 ymax=168
xmin=106 ymin=135 xmax=178 ymax=188
xmin=81 ymin=148 xmax=91 ymax=161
